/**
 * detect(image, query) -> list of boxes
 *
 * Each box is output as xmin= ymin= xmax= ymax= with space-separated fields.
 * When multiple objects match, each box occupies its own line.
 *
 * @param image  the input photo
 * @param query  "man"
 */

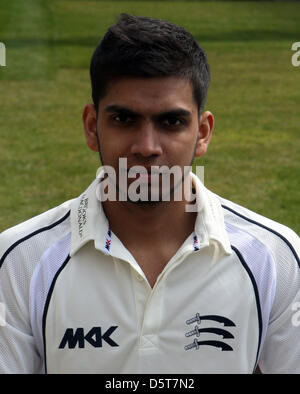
xmin=0 ymin=14 xmax=299 ymax=374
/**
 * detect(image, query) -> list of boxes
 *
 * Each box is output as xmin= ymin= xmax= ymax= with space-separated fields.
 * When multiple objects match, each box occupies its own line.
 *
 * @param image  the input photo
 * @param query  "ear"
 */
xmin=194 ymin=111 xmax=214 ymax=158
xmin=82 ymin=103 xmax=99 ymax=152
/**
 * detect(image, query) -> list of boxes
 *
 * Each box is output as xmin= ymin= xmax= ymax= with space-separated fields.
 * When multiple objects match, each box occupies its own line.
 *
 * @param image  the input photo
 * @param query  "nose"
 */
xmin=130 ymin=122 xmax=163 ymax=158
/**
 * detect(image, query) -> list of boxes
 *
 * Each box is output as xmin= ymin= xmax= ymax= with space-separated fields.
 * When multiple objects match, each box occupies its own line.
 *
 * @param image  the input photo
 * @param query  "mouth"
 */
xmin=129 ymin=169 xmax=155 ymax=183
xmin=127 ymin=166 xmax=165 ymax=183
xmin=134 ymin=173 xmax=154 ymax=182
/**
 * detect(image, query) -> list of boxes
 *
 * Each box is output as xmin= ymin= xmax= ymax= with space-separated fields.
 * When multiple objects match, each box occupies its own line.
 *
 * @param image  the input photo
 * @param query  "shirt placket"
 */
xmin=100 ymin=225 xmax=204 ymax=354
xmin=132 ymin=232 xmax=202 ymax=353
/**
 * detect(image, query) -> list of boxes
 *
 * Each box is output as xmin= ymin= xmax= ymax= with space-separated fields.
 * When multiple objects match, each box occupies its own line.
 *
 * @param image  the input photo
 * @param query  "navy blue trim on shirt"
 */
xmin=222 ymin=205 xmax=300 ymax=269
xmin=231 ymin=245 xmax=262 ymax=372
xmin=0 ymin=211 xmax=71 ymax=270
xmin=42 ymin=254 xmax=70 ymax=374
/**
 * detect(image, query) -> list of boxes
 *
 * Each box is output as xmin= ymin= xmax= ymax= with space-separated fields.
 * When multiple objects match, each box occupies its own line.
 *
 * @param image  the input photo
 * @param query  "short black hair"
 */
xmin=90 ymin=13 xmax=210 ymax=114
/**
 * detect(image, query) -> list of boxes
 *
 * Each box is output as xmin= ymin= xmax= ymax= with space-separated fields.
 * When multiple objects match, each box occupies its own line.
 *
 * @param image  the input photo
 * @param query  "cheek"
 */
xmin=98 ymin=131 xmax=131 ymax=163
xmin=163 ymin=132 xmax=197 ymax=155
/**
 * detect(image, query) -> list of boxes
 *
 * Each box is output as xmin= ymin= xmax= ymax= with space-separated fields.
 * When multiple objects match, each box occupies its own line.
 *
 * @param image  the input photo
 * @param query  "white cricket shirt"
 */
xmin=0 ymin=172 xmax=299 ymax=374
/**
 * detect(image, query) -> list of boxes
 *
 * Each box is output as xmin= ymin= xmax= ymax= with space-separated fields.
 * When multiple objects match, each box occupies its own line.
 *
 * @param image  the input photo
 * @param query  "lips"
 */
xmin=134 ymin=173 xmax=152 ymax=182
xmin=127 ymin=166 xmax=165 ymax=175
xmin=126 ymin=167 xmax=163 ymax=184
xmin=127 ymin=168 xmax=152 ymax=175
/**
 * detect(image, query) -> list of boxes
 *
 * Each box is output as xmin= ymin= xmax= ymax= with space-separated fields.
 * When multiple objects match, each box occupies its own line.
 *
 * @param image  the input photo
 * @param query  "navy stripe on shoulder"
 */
xmin=0 ymin=211 xmax=71 ymax=269
xmin=231 ymin=245 xmax=262 ymax=372
xmin=42 ymin=253 xmax=70 ymax=374
xmin=222 ymin=205 xmax=300 ymax=269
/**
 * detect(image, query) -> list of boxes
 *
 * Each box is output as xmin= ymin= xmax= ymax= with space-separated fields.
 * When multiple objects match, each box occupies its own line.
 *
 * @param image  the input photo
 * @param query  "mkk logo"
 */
xmin=59 ymin=326 xmax=119 ymax=349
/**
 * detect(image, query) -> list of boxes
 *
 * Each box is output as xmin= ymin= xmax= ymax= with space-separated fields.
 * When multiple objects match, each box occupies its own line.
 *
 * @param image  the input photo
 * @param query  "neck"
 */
xmin=102 ymin=193 xmax=197 ymax=246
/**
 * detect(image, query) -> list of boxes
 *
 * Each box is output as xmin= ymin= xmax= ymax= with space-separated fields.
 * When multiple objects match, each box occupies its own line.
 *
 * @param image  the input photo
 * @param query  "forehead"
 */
xmin=98 ymin=76 xmax=197 ymax=114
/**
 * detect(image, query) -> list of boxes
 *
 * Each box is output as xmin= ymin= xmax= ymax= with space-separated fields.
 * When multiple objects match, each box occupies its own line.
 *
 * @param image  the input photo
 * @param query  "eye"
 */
xmin=162 ymin=117 xmax=184 ymax=127
xmin=112 ymin=113 xmax=134 ymax=124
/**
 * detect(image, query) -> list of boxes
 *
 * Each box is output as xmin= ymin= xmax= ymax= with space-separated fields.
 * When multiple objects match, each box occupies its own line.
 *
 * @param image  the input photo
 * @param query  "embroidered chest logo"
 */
xmin=184 ymin=313 xmax=235 ymax=351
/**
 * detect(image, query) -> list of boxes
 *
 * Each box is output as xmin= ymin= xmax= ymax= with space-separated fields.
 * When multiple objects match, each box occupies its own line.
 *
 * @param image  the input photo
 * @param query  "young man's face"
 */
xmin=83 ymin=76 xmax=214 ymax=202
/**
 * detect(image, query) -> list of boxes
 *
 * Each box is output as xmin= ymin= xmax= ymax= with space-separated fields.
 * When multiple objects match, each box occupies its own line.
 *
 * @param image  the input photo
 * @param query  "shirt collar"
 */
xmin=70 ymin=177 xmax=108 ymax=257
xmin=70 ymin=170 xmax=232 ymax=257
xmin=190 ymin=172 xmax=232 ymax=255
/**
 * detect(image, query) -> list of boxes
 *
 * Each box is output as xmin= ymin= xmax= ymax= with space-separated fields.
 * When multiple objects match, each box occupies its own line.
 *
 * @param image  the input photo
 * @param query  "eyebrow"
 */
xmin=104 ymin=105 xmax=192 ymax=119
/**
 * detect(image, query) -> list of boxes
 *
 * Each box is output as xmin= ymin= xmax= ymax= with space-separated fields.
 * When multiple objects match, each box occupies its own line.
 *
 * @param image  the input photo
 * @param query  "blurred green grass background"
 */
xmin=0 ymin=0 xmax=299 ymax=233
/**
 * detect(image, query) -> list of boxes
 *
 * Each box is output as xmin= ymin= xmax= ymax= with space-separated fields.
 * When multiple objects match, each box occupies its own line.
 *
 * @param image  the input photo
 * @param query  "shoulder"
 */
xmin=216 ymin=194 xmax=300 ymax=327
xmin=0 ymin=199 xmax=74 ymax=271
xmin=218 ymin=194 xmax=299 ymax=264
